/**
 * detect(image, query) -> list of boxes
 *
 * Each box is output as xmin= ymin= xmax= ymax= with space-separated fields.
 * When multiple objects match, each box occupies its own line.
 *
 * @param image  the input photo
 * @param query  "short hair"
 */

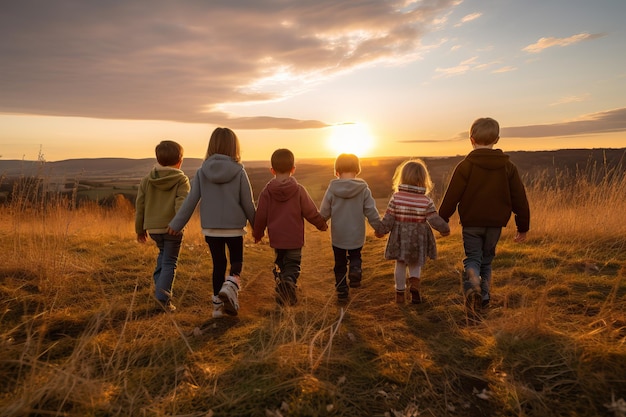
xmin=334 ymin=153 xmax=361 ymax=175
xmin=155 ymin=140 xmax=183 ymax=167
xmin=271 ymin=148 xmax=295 ymax=174
xmin=392 ymin=159 xmax=433 ymax=193
xmin=206 ymin=127 xmax=241 ymax=162
xmin=470 ymin=117 xmax=500 ymax=145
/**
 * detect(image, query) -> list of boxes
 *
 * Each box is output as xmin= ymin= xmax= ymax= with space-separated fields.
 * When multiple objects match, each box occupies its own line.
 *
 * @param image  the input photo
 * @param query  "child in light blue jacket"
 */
xmin=320 ymin=153 xmax=382 ymax=300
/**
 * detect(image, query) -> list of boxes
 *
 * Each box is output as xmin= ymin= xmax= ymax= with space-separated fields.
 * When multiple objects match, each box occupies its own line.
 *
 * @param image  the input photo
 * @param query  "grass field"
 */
xmin=0 ymin=163 xmax=625 ymax=416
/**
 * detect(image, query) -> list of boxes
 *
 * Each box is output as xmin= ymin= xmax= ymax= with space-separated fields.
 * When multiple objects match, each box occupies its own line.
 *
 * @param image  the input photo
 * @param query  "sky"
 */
xmin=1 ymin=0 xmax=625 ymax=162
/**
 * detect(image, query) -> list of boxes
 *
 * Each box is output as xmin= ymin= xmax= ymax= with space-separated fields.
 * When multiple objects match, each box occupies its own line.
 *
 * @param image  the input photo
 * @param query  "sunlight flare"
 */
xmin=326 ymin=122 xmax=375 ymax=157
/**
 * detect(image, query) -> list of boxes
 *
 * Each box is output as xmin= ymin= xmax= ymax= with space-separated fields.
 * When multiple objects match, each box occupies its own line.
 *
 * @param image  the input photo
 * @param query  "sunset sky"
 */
xmin=1 ymin=0 xmax=625 ymax=162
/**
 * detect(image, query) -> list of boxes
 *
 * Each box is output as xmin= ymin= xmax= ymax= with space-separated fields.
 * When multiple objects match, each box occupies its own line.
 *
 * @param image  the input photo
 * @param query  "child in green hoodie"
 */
xmin=135 ymin=140 xmax=190 ymax=312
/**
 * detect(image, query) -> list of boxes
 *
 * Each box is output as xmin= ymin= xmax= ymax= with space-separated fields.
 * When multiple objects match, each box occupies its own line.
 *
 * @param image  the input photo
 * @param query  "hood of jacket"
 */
xmin=327 ymin=178 xmax=368 ymax=199
xmin=147 ymin=166 xmax=186 ymax=191
xmin=199 ymin=154 xmax=243 ymax=184
xmin=465 ymin=148 xmax=510 ymax=170
xmin=265 ymin=177 xmax=300 ymax=202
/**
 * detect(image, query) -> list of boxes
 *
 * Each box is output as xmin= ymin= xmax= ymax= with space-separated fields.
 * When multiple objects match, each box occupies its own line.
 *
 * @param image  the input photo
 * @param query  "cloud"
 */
xmin=502 ymin=108 xmax=626 ymax=137
xmin=0 ymin=0 xmax=460 ymax=129
xmin=455 ymin=12 xmax=482 ymax=27
xmin=399 ymin=108 xmax=626 ymax=143
xmin=522 ymin=32 xmax=604 ymax=54
xmin=434 ymin=56 xmax=480 ymax=78
xmin=549 ymin=95 xmax=590 ymax=106
xmin=492 ymin=66 xmax=516 ymax=74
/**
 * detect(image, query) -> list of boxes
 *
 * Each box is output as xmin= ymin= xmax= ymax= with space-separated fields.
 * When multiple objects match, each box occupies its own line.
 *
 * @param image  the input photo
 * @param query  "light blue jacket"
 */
xmin=319 ymin=178 xmax=382 ymax=250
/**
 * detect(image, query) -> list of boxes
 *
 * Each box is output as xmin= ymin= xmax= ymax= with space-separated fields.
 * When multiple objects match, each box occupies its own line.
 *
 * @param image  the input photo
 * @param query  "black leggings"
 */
xmin=205 ymin=236 xmax=243 ymax=295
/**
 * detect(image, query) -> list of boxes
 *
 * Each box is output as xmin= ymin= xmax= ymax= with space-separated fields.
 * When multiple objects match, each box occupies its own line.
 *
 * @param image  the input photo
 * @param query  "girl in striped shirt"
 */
xmin=378 ymin=159 xmax=450 ymax=304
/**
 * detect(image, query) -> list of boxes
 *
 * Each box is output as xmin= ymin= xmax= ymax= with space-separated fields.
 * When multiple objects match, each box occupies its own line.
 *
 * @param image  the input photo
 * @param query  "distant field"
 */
xmin=1 ymin=148 xmax=624 ymax=205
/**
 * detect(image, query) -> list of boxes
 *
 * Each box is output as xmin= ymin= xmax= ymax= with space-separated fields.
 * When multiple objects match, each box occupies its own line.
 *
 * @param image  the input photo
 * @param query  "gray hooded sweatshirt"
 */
xmin=319 ymin=178 xmax=382 ymax=250
xmin=169 ymin=154 xmax=256 ymax=233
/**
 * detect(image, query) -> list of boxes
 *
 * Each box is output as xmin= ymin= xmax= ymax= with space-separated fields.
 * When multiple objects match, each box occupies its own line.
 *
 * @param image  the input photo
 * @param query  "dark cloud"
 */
xmin=501 ymin=108 xmax=626 ymax=137
xmin=0 ymin=0 xmax=456 ymax=128
xmin=399 ymin=108 xmax=626 ymax=143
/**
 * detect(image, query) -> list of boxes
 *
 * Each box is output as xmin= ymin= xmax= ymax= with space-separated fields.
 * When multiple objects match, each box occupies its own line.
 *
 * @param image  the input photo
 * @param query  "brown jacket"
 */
xmin=439 ymin=148 xmax=530 ymax=232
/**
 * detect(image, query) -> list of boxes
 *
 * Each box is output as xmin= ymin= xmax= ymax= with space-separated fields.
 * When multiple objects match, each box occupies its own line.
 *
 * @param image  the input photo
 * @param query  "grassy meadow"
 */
xmin=1 ymin=160 xmax=625 ymax=417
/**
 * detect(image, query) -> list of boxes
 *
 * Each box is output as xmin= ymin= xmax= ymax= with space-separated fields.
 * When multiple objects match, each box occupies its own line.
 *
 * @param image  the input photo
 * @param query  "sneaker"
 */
xmin=275 ymin=278 xmax=297 ymax=306
xmin=218 ymin=276 xmax=240 ymax=316
xmin=212 ymin=295 xmax=224 ymax=318
xmin=337 ymin=287 xmax=349 ymax=300
xmin=348 ymin=270 xmax=362 ymax=288
xmin=158 ymin=300 xmax=176 ymax=313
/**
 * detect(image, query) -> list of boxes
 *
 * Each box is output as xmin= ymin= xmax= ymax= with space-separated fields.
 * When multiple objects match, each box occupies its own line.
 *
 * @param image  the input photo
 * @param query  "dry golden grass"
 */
xmin=0 ymin=168 xmax=625 ymax=417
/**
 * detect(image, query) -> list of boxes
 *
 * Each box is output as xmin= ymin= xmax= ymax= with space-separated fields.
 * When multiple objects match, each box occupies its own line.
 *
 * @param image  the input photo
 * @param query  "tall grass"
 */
xmin=525 ymin=156 xmax=626 ymax=241
xmin=0 ymin=164 xmax=625 ymax=416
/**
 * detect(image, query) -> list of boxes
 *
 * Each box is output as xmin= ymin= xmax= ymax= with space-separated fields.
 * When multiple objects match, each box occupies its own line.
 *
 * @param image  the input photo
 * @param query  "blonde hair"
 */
xmin=392 ymin=159 xmax=433 ymax=193
xmin=334 ymin=153 xmax=361 ymax=175
xmin=206 ymin=127 xmax=241 ymax=162
xmin=470 ymin=117 xmax=499 ymax=145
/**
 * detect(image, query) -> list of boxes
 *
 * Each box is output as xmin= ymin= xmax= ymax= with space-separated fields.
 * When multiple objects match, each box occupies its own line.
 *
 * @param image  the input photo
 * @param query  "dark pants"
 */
xmin=462 ymin=226 xmax=502 ymax=302
xmin=150 ymin=233 xmax=183 ymax=303
xmin=205 ymin=236 xmax=243 ymax=295
xmin=274 ymin=248 xmax=302 ymax=284
xmin=332 ymin=245 xmax=362 ymax=291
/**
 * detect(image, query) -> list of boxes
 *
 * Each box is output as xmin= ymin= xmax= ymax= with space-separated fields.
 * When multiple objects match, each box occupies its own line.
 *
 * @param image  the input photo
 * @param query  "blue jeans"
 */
xmin=150 ymin=233 xmax=183 ymax=303
xmin=462 ymin=226 xmax=502 ymax=301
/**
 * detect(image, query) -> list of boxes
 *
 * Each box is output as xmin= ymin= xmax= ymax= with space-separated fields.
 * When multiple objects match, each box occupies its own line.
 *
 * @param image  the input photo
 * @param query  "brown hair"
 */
xmin=155 ymin=140 xmax=183 ymax=167
xmin=392 ymin=159 xmax=433 ymax=193
xmin=271 ymin=148 xmax=295 ymax=174
xmin=334 ymin=153 xmax=361 ymax=175
xmin=470 ymin=117 xmax=500 ymax=145
xmin=206 ymin=127 xmax=241 ymax=162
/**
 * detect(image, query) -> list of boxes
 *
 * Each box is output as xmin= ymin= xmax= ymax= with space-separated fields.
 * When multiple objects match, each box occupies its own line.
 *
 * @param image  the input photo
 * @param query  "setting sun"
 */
xmin=326 ymin=122 xmax=375 ymax=157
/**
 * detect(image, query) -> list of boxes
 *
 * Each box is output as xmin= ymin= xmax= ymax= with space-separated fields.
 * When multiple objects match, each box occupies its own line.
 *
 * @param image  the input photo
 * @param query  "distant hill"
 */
xmin=1 ymin=148 xmax=624 ymax=201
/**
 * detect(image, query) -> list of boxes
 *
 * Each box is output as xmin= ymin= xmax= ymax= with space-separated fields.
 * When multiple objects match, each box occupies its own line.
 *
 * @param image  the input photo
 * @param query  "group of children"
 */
xmin=135 ymin=117 xmax=530 ymax=319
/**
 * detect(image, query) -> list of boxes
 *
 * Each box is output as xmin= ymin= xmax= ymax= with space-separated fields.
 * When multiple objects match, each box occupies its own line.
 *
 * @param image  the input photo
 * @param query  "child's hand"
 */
xmin=514 ymin=231 xmax=527 ymax=242
xmin=167 ymin=226 xmax=181 ymax=236
xmin=320 ymin=223 xmax=328 ymax=231
xmin=137 ymin=232 xmax=147 ymax=243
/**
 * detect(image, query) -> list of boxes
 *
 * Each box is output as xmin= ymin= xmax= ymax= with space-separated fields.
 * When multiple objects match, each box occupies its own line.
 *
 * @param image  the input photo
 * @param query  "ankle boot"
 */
xmin=409 ymin=277 xmax=421 ymax=304
xmin=395 ymin=290 xmax=405 ymax=303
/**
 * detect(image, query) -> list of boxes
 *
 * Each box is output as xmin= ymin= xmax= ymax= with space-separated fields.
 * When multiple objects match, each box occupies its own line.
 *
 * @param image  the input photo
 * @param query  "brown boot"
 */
xmin=395 ymin=290 xmax=405 ymax=303
xmin=408 ymin=277 xmax=421 ymax=304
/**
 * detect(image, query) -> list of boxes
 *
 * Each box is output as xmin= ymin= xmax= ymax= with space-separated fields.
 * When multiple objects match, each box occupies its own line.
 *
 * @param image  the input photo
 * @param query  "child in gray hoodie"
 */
xmin=168 ymin=128 xmax=256 ymax=318
xmin=320 ymin=153 xmax=382 ymax=300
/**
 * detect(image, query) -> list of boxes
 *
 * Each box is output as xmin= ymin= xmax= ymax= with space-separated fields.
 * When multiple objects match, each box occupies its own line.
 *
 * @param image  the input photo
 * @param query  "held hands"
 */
xmin=136 ymin=232 xmax=147 ymax=243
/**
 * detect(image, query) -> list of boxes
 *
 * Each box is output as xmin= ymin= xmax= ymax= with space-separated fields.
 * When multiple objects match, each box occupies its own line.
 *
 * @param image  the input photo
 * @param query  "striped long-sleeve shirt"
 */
xmin=384 ymin=184 xmax=436 ymax=223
